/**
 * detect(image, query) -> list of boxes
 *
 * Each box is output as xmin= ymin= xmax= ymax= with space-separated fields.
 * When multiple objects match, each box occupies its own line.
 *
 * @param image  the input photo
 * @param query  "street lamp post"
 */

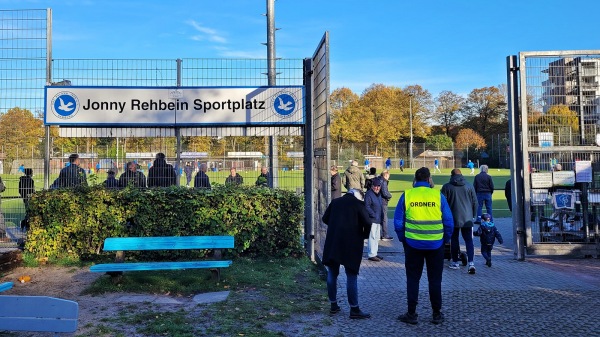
xmin=409 ymin=93 xmax=414 ymax=169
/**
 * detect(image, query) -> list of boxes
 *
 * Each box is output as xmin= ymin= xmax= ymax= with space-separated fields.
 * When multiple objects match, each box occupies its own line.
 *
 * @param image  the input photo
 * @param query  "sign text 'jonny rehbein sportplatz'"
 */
xmin=44 ymin=86 xmax=305 ymax=126
xmin=81 ymin=98 xmax=265 ymax=114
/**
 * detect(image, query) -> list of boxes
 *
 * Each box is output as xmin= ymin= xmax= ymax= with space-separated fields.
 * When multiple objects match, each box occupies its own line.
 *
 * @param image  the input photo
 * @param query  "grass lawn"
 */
xmin=385 ymin=167 xmax=512 ymax=219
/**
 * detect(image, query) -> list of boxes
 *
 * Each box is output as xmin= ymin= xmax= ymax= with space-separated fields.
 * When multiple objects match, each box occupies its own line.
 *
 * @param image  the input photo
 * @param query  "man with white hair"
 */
xmin=473 ymin=165 xmax=495 ymax=222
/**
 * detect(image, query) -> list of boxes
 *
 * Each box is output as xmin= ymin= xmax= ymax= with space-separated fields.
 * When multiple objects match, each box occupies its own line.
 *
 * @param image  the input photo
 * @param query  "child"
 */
xmin=474 ymin=213 xmax=503 ymax=267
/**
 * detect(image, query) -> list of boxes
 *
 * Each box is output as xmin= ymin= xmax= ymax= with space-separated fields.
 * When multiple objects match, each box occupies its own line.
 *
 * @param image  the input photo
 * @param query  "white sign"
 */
xmin=538 ymin=132 xmax=554 ymax=147
xmin=531 ymin=172 xmax=553 ymax=188
xmin=575 ymin=160 xmax=592 ymax=183
xmin=553 ymin=170 xmax=575 ymax=186
xmin=44 ymin=86 xmax=305 ymax=126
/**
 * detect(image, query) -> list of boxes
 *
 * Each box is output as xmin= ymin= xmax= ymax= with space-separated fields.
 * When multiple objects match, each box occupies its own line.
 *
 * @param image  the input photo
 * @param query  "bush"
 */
xmin=25 ymin=184 xmax=304 ymax=261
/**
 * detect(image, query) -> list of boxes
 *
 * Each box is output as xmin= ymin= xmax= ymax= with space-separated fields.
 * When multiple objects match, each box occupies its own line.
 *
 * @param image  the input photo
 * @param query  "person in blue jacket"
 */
xmin=394 ymin=167 xmax=454 ymax=325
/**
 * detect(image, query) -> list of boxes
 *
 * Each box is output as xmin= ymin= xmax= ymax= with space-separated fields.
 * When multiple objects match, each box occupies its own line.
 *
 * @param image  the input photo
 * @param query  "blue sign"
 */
xmin=51 ymin=92 xmax=79 ymax=119
xmin=273 ymin=92 xmax=296 ymax=117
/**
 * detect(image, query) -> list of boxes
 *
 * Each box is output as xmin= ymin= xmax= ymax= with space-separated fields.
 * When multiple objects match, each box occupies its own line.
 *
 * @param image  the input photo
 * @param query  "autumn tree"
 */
xmin=434 ymin=90 xmax=464 ymax=137
xmin=330 ymin=87 xmax=363 ymax=145
xmin=462 ymin=86 xmax=507 ymax=136
xmin=0 ymin=107 xmax=44 ymax=166
xmin=455 ymin=128 xmax=487 ymax=161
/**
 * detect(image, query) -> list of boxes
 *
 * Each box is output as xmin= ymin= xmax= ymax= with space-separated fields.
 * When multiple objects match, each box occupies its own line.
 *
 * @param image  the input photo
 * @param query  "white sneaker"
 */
xmin=448 ymin=262 xmax=460 ymax=270
xmin=468 ymin=262 xmax=476 ymax=274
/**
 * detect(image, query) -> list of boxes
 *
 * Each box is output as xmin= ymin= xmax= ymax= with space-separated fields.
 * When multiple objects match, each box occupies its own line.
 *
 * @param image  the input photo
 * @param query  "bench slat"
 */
xmin=90 ymin=260 xmax=232 ymax=273
xmin=103 ymin=236 xmax=234 ymax=251
xmin=0 ymin=282 xmax=13 ymax=293
xmin=0 ymin=296 xmax=78 ymax=333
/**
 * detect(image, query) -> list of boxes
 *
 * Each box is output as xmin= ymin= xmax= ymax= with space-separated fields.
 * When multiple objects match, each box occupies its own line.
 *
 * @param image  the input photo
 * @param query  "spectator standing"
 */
xmin=379 ymin=170 xmax=393 ymax=241
xmin=322 ymin=189 xmax=372 ymax=319
xmin=225 ymin=167 xmax=243 ymax=186
xmin=18 ymin=168 xmax=35 ymax=210
xmin=365 ymin=177 xmax=384 ymax=262
xmin=102 ymin=170 xmax=120 ymax=189
xmin=255 ymin=167 xmax=270 ymax=187
xmin=473 ymin=165 xmax=495 ymax=221
xmin=330 ymin=166 xmax=342 ymax=200
xmin=341 ymin=160 xmax=365 ymax=191
xmin=184 ymin=162 xmax=194 ymax=187
xmin=441 ymin=169 xmax=478 ymax=274
xmin=505 ymin=179 xmax=512 ymax=212
xmin=148 ymin=153 xmax=177 ymax=187
xmin=56 ymin=153 xmax=88 ymax=188
xmin=385 ymin=157 xmax=392 ymax=170
xmin=364 ymin=167 xmax=377 ymax=190
xmin=194 ymin=163 xmax=211 ymax=189
xmin=474 ymin=213 xmax=504 ymax=267
xmin=394 ymin=167 xmax=454 ymax=325
xmin=119 ymin=161 xmax=147 ymax=188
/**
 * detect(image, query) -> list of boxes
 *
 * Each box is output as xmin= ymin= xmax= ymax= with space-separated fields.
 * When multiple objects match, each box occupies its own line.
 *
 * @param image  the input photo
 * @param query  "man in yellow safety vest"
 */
xmin=393 ymin=167 xmax=454 ymax=325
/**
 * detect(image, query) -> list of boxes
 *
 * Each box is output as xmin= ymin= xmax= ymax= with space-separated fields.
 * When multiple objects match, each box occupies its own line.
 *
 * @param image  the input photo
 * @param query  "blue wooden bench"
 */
xmin=0 ymin=295 xmax=79 ymax=336
xmin=90 ymin=235 xmax=234 ymax=281
xmin=0 ymin=282 xmax=13 ymax=293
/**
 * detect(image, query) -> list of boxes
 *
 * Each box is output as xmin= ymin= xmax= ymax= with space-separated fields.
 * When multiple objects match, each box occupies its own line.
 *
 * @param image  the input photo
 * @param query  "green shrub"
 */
xmin=25 ymin=185 xmax=304 ymax=261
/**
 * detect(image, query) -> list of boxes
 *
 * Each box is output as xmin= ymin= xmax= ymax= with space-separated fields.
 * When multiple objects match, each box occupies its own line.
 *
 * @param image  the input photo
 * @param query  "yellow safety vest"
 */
xmin=404 ymin=187 xmax=444 ymax=241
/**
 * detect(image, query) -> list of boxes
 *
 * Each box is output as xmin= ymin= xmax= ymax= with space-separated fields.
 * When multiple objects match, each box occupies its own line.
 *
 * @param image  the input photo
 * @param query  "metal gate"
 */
xmin=508 ymin=50 xmax=600 ymax=257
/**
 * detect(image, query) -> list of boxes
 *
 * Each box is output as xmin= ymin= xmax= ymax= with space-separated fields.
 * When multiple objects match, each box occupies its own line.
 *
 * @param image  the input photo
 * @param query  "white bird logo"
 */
xmin=277 ymin=97 xmax=293 ymax=111
xmin=58 ymin=97 xmax=74 ymax=112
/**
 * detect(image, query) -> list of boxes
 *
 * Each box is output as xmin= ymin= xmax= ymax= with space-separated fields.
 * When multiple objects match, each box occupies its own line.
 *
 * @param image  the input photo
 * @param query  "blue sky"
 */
xmin=8 ymin=0 xmax=600 ymax=98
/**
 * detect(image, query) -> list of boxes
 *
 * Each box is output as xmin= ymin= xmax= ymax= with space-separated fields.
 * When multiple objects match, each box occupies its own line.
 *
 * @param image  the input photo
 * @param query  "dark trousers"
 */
xmin=481 ymin=244 xmax=494 ymax=262
xmin=403 ymin=242 xmax=444 ymax=314
xmin=381 ymin=200 xmax=389 ymax=238
xmin=451 ymin=227 xmax=474 ymax=263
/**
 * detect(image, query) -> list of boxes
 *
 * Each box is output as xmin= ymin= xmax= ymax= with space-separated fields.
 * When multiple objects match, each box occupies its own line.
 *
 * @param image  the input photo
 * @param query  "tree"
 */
xmin=330 ymin=88 xmax=363 ymax=145
xmin=455 ymin=128 xmax=486 ymax=161
xmin=434 ymin=90 xmax=464 ymax=137
xmin=0 ymin=107 xmax=44 ymax=166
xmin=462 ymin=86 xmax=506 ymax=135
xmin=426 ymin=134 xmax=453 ymax=150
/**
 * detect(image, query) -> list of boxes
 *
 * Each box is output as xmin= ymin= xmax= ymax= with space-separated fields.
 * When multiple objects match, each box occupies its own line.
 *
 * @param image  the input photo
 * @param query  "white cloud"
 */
xmin=187 ymin=20 xmax=226 ymax=43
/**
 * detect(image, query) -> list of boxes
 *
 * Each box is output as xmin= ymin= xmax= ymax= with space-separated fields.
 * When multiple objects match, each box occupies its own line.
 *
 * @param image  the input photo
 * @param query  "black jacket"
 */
xmin=441 ymin=174 xmax=478 ymax=228
xmin=57 ymin=164 xmax=88 ymax=188
xmin=148 ymin=158 xmax=177 ymax=187
xmin=119 ymin=170 xmax=147 ymax=188
xmin=474 ymin=172 xmax=494 ymax=194
xmin=19 ymin=176 xmax=35 ymax=199
xmin=322 ymin=193 xmax=372 ymax=274
xmin=194 ymin=171 xmax=211 ymax=189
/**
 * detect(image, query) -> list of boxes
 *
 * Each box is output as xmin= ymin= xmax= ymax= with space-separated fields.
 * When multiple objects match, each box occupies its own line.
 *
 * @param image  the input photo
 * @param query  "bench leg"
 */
xmin=210 ymin=268 xmax=221 ymax=282
xmin=107 ymin=271 xmax=123 ymax=284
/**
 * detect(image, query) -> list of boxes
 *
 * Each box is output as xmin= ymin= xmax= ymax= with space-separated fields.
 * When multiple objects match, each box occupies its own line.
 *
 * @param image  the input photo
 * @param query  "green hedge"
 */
xmin=25 ymin=185 xmax=305 ymax=261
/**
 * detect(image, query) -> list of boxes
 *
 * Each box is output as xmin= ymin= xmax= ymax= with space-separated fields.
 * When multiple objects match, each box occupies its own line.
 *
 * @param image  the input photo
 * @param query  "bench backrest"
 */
xmin=0 ymin=295 xmax=78 ymax=333
xmin=0 ymin=282 xmax=13 ymax=293
xmin=103 ymin=235 xmax=235 ymax=251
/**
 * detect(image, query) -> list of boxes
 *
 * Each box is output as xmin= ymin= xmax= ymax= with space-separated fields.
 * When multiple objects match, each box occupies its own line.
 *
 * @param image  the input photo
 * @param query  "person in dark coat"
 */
xmin=119 ymin=161 xmax=147 ymax=188
xmin=19 ymin=168 xmax=35 ymax=210
xmin=184 ymin=162 xmax=194 ymax=187
xmin=441 ymin=168 xmax=478 ymax=273
xmin=57 ymin=153 xmax=88 ymax=188
xmin=379 ymin=170 xmax=393 ymax=241
xmin=365 ymin=177 xmax=385 ymax=262
xmin=505 ymin=179 xmax=512 ymax=212
xmin=102 ymin=170 xmax=120 ymax=189
xmin=255 ymin=167 xmax=270 ymax=187
xmin=225 ymin=167 xmax=243 ymax=186
xmin=473 ymin=165 xmax=495 ymax=221
xmin=194 ymin=163 xmax=211 ymax=189
xmin=330 ymin=166 xmax=342 ymax=200
xmin=322 ymin=189 xmax=372 ymax=319
xmin=147 ymin=153 xmax=177 ymax=187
